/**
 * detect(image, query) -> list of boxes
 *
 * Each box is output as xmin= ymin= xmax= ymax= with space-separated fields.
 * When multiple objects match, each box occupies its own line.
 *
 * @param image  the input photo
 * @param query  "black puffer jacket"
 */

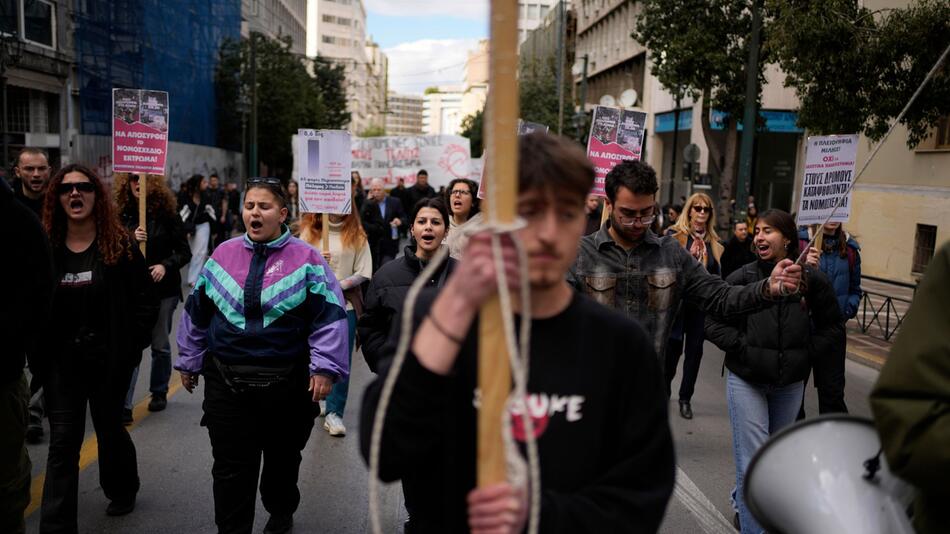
xmin=357 ymin=246 xmax=456 ymax=372
xmin=705 ymin=260 xmax=843 ymax=386
xmin=120 ymin=206 xmax=192 ymax=300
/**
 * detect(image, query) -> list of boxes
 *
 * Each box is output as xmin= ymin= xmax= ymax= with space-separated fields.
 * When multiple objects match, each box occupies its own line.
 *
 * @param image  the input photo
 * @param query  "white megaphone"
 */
xmin=745 ymin=415 xmax=916 ymax=534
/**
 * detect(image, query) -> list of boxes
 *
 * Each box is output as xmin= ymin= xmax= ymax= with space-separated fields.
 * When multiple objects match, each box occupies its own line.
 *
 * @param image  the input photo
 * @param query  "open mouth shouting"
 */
xmin=418 ymin=232 xmax=436 ymax=246
xmin=755 ymin=242 xmax=772 ymax=258
xmin=451 ymin=198 xmax=464 ymax=212
xmin=68 ymin=198 xmax=85 ymax=214
xmin=249 ymin=220 xmax=264 ymax=232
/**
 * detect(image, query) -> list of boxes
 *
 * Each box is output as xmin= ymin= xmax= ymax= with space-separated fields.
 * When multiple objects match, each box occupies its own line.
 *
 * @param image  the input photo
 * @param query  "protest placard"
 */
xmin=348 ymin=135 xmax=472 ymax=191
xmin=796 ymin=134 xmax=858 ymax=225
xmin=296 ymin=129 xmax=352 ymax=215
xmin=112 ymin=88 xmax=169 ymax=175
xmin=586 ymin=106 xmax=646 ymax=197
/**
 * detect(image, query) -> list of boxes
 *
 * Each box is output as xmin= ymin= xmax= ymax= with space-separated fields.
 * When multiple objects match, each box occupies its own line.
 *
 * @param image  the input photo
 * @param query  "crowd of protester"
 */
xmin=14 ymin=131 xmax=941 ymax=534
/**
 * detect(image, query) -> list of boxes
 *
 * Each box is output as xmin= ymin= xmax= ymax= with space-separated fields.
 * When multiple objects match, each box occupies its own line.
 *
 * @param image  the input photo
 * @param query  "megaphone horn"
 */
xmin=744 ymin=415 xmax=915 ymax=534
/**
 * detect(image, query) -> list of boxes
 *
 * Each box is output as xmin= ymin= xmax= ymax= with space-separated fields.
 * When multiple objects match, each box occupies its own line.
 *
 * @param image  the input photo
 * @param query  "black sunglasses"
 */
xmin=247 ymin=177 xmax=282 ymax=186
xmin=691 ymin=205 xmax=711 ymax=213
xmin=57 ymin=182 xmax=96 ymax=195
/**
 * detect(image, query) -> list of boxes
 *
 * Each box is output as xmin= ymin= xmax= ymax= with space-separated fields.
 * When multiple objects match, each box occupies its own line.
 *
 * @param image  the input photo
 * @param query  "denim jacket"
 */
xmin=568 ymin=224 xmax=770 ymax=360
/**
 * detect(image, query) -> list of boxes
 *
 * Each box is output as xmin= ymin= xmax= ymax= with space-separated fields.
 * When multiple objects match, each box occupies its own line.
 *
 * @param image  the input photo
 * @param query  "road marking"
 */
xmin=674 ymin=466 xmax=736 ymax=534
xmin=24 ymin=376 xmax=184 ymax=518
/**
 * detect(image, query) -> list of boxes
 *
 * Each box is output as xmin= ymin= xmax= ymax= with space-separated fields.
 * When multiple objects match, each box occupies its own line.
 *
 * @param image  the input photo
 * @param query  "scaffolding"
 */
xmin=74 ymin=0 xmax=241 ymax=147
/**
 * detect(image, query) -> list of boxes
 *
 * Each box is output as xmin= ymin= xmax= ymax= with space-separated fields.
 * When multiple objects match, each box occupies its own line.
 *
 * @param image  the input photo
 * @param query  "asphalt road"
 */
xmin=23 ymin=319 xmax=879 ymax=534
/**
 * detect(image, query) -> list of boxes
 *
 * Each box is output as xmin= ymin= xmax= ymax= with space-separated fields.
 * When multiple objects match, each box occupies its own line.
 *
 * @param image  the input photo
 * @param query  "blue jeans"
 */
xmin=326 ymin=310 xmax=357 ymax=416
xmin=125 ymin=296 xmax=178 ymax=409
xmin=726 ymin=371 xmax=803 ymax=534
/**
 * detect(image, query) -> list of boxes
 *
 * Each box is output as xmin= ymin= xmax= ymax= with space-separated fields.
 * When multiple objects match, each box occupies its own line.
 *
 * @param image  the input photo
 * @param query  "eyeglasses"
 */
xmin=57 ymin=182 xmax=96 ymax=195
xmin=616 ymin=206 xmax=656 ymax=227
xmin=692 ymin=205 xmax=711 ymax=214
xmin=450 ymin=189 xmax=472 ymax=197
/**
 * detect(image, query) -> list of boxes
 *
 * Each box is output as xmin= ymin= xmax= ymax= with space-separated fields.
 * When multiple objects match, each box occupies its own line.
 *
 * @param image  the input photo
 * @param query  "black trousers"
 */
xmin=665 ymin=307 xmax=706 ymax=403
xmin=41 ymin=352 xmax=139 ymax=534
xmin=201 ymin=366 xmax=316 ymax=534
xmin=798 ymin=323 xmax=849 ymax=419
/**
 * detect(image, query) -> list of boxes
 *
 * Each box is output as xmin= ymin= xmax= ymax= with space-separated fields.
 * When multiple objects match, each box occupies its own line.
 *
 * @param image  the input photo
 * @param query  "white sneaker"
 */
xmin=324 ymin=412 xmax=346 ymax=437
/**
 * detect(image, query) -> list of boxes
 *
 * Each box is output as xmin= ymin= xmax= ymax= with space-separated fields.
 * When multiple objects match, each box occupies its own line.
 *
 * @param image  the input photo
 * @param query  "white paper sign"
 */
xmin=796 ymin=134 xmax=858 ymax=225
xmin=295 ymin=129 xmax=352 ymax=215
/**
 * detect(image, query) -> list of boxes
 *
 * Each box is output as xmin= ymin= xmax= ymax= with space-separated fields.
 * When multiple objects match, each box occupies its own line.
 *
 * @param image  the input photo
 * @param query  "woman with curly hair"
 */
xmin=299 ymin=210 xmax=372 ymax=436
xmin=114 ymin=173 xmax=191 ymax=419
xmin=39 ymin=164 xmax=157 ymax=531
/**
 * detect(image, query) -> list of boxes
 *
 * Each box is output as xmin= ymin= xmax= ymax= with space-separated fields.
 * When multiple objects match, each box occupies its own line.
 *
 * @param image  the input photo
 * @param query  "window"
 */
xmin=22 ymin=0 xmax=53 ymax=48
xmin=0 ymin=0 xmax=16 ymax=35
xmin=935 ymin=115 xmax=950 ymax=149
xmin=912 ymin=224 xmax=938 ymax=274
xmin=322 ymin=14 xmax=335 ymax=24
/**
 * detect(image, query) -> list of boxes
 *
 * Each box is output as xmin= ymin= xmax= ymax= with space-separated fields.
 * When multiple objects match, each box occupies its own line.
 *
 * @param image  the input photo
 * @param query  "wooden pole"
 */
xmin=138 ymin=173 xmax=147 ymax=256
xmin=478 ymin=0 xmax=518 ymax=488
xmin=321 ymin=212 xmax=330 ymax=252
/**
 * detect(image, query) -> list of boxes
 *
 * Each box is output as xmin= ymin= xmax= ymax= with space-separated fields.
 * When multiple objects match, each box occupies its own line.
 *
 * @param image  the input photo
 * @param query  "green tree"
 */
xmin=768 ymin=0 xmax=950 ymax=147
xmin=634 ymin=0 xmax=767 ymax=226
xmin=359 ymin=125 xmax=387 ymax=137
xmin=518 ymin=56 xmax=578 ymax=140
xmin=424 ymin=86 xmax=440 ymax=95
xmin=215 ymin=33 xmax=350 ymax=177
xmin=460 ymin=109 xmax=484 ymax=157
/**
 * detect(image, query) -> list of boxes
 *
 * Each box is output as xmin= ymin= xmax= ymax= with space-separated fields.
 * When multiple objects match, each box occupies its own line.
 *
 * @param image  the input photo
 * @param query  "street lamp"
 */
xmin=0 ymin=31 xmax=23 ymax=172
xmin=571 ymin=54 xmax=589 ymax=142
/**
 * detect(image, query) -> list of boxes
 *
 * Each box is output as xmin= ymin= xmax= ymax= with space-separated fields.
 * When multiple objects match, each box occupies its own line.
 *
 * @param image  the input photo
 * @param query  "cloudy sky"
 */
xmin=365 ymin=0 xmax=488 ymax=94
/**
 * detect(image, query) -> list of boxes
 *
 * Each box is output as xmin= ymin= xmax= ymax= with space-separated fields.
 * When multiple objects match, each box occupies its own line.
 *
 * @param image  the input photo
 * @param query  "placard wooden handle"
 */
xmin=478 ymin=0 xmax=518 ymax=488
xmin=138 ymin=174 xmax=147 ymax=256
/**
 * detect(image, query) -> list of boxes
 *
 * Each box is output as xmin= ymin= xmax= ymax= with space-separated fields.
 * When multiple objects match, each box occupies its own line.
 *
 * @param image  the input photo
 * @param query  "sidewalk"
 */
xmin=845 ymin=277 xmax=916 ymax=370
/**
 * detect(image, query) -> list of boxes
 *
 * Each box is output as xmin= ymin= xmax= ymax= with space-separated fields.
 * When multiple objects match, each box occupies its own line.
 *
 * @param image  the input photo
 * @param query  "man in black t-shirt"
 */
xmin=361 ymin=133 xmax=675 ymax=533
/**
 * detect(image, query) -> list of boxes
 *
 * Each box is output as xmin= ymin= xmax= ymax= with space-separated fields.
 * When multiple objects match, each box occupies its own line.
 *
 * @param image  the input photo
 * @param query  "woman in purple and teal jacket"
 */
xmin=175 ymin=177 xmax=349 ymax=534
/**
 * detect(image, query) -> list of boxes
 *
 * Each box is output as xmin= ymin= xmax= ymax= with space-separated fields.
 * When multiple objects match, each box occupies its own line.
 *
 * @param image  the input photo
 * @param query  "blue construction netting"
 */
xmin=74 ymin=0 xmax=241 ymax=147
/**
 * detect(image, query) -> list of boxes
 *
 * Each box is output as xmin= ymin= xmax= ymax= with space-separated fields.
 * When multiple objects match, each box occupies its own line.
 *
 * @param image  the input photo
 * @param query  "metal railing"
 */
xmin=855 ymin=277 xmax=916 ymax=342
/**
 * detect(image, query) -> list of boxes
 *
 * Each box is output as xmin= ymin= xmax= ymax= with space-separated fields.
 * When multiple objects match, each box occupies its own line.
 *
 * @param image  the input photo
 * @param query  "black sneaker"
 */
xmin=106 ymin=496 xmax=136 ymax=516
xmin=122 ymin=408 xmax=134 ymax=426
xmin=147 ymin=393 xmax=167 ymax=412
xmin=263 ymin=514 xmax=293 ymax=533
xmin=26 ymin=426 xmax=44 ymax=444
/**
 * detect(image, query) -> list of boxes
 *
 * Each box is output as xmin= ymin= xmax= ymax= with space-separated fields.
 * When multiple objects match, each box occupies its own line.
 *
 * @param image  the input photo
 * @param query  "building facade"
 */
xmin=243 ymin=0 xmax=308 ymax=55
xmin=306 ymin=0 xmax=387 ymax=135
xmin=68 ymin=0 xmax=244 ymax=188
xmin=423 ymin=86 xmax=463 ymax=136
xmin=572 ymin=0 xmax=803 ymax=222
xmin=518 ymin=1 xmax=560 ymax=45
xmin=460 ymin=39 xmax=488 ymax=121
xmin=387 ymin=92 xmax=423 ymax=136
xmin=0 ymin=0 xmax=74 ymax=175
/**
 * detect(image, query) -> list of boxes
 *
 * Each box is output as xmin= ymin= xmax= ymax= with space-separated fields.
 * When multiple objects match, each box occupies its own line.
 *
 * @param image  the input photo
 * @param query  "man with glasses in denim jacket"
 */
xmin=568 ymin=160 xmax=804 ymax=365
